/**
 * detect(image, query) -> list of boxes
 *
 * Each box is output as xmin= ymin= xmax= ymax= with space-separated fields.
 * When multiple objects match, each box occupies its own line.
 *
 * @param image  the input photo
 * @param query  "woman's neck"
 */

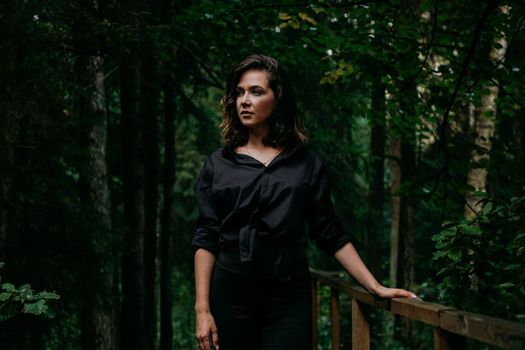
xmin=245 ymin=126 xmax=271 ymax=150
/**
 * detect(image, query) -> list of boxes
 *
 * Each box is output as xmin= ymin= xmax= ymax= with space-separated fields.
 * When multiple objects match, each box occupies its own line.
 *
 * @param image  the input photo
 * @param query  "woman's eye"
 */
xmin=253 ymin=90 xmax=262 ymax=96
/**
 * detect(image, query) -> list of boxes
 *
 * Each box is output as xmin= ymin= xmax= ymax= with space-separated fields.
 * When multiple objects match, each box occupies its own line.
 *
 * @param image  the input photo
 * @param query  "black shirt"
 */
xmin=192 ymin=143 xmax=352 ymax=280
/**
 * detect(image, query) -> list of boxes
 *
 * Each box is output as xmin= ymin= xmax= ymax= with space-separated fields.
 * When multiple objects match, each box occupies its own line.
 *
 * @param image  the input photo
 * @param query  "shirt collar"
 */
xmin=222 ymin=142 xmax=303 ymax=167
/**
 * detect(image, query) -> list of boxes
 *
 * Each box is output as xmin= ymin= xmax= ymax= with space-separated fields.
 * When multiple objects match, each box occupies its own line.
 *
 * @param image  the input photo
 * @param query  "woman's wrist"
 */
xmin=367 ymin=281 xmax=382 ymax=296
xmin=195 ymin=302 xmax=211 ymax=313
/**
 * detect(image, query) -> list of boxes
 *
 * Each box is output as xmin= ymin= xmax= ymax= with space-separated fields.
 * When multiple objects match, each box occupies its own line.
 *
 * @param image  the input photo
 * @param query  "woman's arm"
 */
xmin=334 ymin=242 xmax=418 ymax=299
xmin=194 ymin=248 xmax=219 ymax=350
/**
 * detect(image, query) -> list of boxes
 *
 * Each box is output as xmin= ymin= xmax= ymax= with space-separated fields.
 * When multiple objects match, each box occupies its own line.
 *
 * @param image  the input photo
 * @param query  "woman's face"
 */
xmin=235 ymin=69 xmax=276 ymax=131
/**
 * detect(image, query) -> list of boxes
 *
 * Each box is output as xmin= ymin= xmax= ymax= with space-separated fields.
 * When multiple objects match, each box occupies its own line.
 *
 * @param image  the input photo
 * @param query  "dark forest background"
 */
xmin=1 ymin=0 xmax=524 ymax=349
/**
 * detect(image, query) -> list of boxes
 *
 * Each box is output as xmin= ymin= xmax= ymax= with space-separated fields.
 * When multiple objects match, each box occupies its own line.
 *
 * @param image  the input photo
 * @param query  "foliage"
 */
xmin=172 ymin=269 xmax=196 ymax=350
xmin=0 ymin=263 xmax=60 ymax=321
xmin=432 ymin=193 xmax=525 ymax=322
xmin=2 ymin=0 xmax=525 ymax=348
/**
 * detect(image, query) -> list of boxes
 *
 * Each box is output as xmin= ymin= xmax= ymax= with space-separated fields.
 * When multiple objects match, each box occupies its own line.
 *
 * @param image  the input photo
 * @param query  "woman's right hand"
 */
xmin=195 ymin=309 xmax=219 ymax=350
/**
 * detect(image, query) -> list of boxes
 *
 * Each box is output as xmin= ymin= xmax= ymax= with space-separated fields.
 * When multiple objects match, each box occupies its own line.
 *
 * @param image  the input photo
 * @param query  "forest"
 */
xmin=1 ymin=0 xmax=524 ymax=349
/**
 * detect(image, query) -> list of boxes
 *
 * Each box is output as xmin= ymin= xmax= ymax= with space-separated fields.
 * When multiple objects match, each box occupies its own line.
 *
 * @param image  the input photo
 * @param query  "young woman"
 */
xmin=192 ymin=54 xmax=417 ymax=350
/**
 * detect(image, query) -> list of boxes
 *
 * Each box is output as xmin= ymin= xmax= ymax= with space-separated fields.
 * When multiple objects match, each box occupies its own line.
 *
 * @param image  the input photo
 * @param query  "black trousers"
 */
xmin=210 ymin=265 xmax=312 ymax=350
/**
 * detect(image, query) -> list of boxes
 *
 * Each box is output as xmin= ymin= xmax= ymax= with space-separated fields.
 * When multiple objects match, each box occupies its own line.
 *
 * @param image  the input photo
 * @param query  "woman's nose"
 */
xmin=240 ymin=94 xmax=251 ymax=106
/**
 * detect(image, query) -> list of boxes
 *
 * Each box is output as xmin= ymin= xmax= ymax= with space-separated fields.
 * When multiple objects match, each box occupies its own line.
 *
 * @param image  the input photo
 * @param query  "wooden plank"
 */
xmin=440 ymin=310 xmax=525 ymax=349
xmin=331 ymin=288 xmax=341 ymax=350
xmin=352 ymin=298 xmax=370 ymax=350
xmin=338 ymin=283 xmax=390 ymax=309
xmin=434 ymin=327 xmax=467 ymax=350
xmin=311 ymin=277 xmax=318 ymax=350
xmin=391 ymin=298 xmax=454 ymax=326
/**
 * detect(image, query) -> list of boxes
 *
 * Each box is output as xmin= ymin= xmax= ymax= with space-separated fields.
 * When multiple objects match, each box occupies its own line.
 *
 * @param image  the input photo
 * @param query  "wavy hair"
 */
xmin=220 ymin=54 xmax=307 ymax=148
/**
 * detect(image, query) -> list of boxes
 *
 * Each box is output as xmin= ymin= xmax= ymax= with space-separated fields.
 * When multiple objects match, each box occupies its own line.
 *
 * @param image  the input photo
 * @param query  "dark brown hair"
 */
xmin=220 ymin=54 xmax=307 ymax=148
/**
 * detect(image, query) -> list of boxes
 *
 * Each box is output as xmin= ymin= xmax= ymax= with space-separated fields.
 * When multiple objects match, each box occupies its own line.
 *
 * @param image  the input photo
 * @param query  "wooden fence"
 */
xmin=310 ymin=269 xmax=525 ymax=350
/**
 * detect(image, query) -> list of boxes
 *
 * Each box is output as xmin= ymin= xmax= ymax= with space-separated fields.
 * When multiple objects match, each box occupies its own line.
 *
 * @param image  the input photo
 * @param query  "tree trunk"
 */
xmin=392 ymin=137 xmax=416 ymax=344
xmin=0 ymin=112 xmax=11 ymax=263
xmin=120 ymin=51 xmax=147 ymax=350
xmin=464 ymin=31 xmax=508 ymax=219
xmin=386 ymin=91 xmax=418 ymax=344
xmin=0 ymin=0 xmax=17 ymax=263
xmin=159 ymin=1 xmax=176 ymax=347
xmin=366 ymin=63 xmax=386 ymax=279
xmin=77 ymin=53 xmax=119 ymax=350
xmin=160 ymin=61 xmax=176 ymax=350
xmin=398 ymin=142 xmax=416 ymax=293
xmin=517 ymin=109 xmax=525 ymax=194
xmin=74 ymin=1 xmax=118 ymax=347
xmin=394 ymin=78 xmax=418 ymax=345
xmin=389 ymin=138 xmax=401 ymax=287
xmin=141 ymin=46 xmax=160 ymax=350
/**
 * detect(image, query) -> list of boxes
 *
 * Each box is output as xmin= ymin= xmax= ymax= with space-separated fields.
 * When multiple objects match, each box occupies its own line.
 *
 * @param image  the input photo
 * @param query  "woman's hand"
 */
xmin=373 ymin=285 xmax=419 ymax=300
xmin=195 ymin=309 xmax=219 ymax=350
xmin=194 ymin=249 xmax=218 ymax=349
xmin=334 ymin=244 xmax=420 ymax=300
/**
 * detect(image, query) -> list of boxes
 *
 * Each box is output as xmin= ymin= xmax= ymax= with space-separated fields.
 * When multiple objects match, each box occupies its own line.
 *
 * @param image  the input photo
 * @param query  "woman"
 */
xmin=193 ymin=54 xmax=417 ymax=350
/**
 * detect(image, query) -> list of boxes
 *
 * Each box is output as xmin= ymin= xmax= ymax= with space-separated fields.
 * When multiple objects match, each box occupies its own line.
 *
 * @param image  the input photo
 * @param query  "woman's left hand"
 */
xmin=373 ymin=285 xmax=419 ymax=300
xmin=333 ymin=243 xmax=421 ymax=300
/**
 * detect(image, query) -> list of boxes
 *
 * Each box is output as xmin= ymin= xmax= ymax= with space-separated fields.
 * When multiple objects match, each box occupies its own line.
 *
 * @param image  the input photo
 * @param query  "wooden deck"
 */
xmin=310 ymin=269 xmax=525 ymax=350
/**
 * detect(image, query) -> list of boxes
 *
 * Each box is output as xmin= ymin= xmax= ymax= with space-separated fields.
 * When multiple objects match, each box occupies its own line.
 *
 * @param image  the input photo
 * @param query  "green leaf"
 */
xmin=441 ymin=220 xmax=456 ymax=227
xmin=278 ymin=12 xmax=291 ymax=20
xmin=482 ymin=202 xmax=493 ymax=215
xmin=448 ymin=248 xmax=462 ymax=261
xmin=290 ymin=18 xmax=300 ymax=29
xmin=312 ymin=7 xmax=326 ymax=14
xmin=298 ymin=12 xmax=317 ymax=26
xmin=36 ymin=291 xmax=60 ymax=300
xmin=433 ymin=250 xmax=447 ymax=259
xmin=23 ymin=300 xmax=47 ymax=315
xmin=18 ymin=284 xmax=32 ymax=292
xmin=0 ymin=292 xmax=11 ymax=301
xmin=502 ymin=264 xmax=521 ymax=271
xmin=1 ymin=283 xmax=15 ymax=292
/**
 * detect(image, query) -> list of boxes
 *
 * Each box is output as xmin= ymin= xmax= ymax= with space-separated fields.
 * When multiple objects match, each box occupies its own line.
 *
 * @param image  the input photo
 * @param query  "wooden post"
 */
xmin=331 ymin=288 xmax=341 ymax=350
xmin=311 ymin=277 xmax=319 ymax=350
xmin=352 ymin=298 xmax=370 ymax=350
xmin=434 ymin=327 xmax=467 ymax=350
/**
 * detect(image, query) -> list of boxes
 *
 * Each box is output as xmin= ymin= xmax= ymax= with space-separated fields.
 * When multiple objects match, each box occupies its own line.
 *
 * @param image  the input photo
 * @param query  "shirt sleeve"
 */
xmin=191 ymin=160 xmax=220 ymax=256
xmin=307 ymin=160 xmax=352 ymax=255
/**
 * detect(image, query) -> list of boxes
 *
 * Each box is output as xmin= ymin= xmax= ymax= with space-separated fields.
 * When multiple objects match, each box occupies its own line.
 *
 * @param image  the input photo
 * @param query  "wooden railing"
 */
xmin=310 ymin=269 xmax=525 ymax=350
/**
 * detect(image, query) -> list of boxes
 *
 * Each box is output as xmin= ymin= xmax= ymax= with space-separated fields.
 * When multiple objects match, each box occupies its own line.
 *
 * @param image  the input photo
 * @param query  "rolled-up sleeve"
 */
xmin=192 ymin=161 xmax=220 ymax=255
xmin=307 ymin=160 xmax=352 ymax=255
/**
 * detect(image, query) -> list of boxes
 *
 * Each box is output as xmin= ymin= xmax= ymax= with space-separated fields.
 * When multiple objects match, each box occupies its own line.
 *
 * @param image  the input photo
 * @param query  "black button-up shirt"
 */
xmin=192 ymin=143 xmax=352 ymax=280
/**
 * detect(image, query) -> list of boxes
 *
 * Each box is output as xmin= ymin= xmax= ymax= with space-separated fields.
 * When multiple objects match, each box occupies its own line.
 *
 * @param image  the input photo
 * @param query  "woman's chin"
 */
xmin=240 ymin=120 xmax=258 ymax=128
